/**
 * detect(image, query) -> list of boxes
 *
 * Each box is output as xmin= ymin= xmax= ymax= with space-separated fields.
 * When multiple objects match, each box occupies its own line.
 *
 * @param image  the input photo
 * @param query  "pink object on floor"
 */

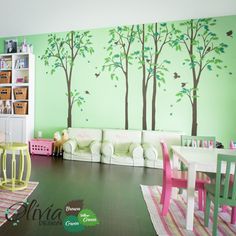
xmin=29 ymin=139 xmax=54 ymax=156
xmin=160 ymin=141 xmax=210 ymax=216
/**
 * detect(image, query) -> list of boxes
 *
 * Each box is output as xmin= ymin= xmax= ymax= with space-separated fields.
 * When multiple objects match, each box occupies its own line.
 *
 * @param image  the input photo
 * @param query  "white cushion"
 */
xmin=90 ymin=141 xmax=101 ymax=155
xmin=103 ymin=129 xmax=142 ymax=144
xmin=64 ymin=128 xmax=102 ymax=162
xmin=68 ymin=128 xmax=102 ymax=142
xmin=142 ymin=130 xmax=183 ymax=160
xmin=63 ymin=139 xmax=77 ymax=153
xmin=78 ymin=140 xmax=92 ymax=149
xmin=145 ymin=146 xmax=157 ymax=160
xmin=114 ymin=143 xmax=131 ymax=155
xmin=132 ymin=145 xmax=143 ymax=159
xmin=102 ymin=142 xmax=114 ymax=156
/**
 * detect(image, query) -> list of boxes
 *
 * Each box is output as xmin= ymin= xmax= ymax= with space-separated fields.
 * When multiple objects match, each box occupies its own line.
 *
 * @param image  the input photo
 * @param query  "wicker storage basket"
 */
xmin=0 ymin=87 xmax=11 ymax=99
xmin=13 ymin=101 xmax=28 ymax=115
xmin=0 ymin=71 xmax=11 ymax=83
xmin=14 ymin=87 xmax=28 ymax=100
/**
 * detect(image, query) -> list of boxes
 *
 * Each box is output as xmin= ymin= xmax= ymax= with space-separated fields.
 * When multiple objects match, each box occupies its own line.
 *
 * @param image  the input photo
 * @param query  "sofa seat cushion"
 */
xmin=77 ymin=140 xmax=92 ymax=149
xmin=73 ymin=149 xmax=91 ymax=158
xmin=111 ymin=155 xmax=133 ymax=165
xmin=113 ymin=153 xmax=131 ymax=158
xmin=114 ymin=143 xmax=131 ymax=155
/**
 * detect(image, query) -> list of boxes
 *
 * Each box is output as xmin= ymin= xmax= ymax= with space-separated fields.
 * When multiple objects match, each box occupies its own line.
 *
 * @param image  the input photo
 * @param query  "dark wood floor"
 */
xmin=0 ymin=155 xmax=162 ymax=236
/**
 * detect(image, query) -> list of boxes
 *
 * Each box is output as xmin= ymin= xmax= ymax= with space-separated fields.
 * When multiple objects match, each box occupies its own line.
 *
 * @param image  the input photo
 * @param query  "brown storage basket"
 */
xmin=0 ymin=71 xmax=11 ymax=83
xmin=0 ymin=87 xmax=11 ymax=100
xmin=13 ymin=102 xmax=28 ymax=115
xmin=14 ymin=87 xmax=28 ymax=100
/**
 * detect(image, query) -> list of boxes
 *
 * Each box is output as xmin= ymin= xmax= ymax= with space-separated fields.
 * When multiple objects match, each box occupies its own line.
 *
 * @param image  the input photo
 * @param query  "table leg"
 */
xmin=186 ymin=163 xmax=196 ymax=230
xmin=172 ymin=152 xmax=179 ymax=199
xmin=172 ymin=152 xmax=179 ymax=170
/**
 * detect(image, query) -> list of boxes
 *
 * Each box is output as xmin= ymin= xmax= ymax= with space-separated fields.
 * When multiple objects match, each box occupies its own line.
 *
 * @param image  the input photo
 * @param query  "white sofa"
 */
xmin=62 ymin=127 xmax=183 ymax=168
xmin=101 ymin=129 xmax=143 ymax=166
xmin=142 ymin=130 xmax=184 ymax=168
xmin=63 ymin=128 xmax=102 ymax=162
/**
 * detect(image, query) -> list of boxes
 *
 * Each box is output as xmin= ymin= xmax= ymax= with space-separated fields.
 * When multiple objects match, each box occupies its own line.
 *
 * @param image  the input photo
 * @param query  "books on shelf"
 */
xmin=15 ymin=57 xmax=29 ymax=69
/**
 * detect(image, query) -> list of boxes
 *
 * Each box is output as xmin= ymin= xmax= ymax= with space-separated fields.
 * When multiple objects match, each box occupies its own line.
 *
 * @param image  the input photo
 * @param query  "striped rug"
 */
xmin=0 ymin=181 xmax=38 ymax=227
xmin=141 ymin=185 xmax=236 ymax=236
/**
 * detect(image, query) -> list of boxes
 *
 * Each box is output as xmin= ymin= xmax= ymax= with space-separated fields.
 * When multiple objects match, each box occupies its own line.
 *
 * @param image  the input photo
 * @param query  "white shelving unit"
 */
xmin=0 ymin=53 xmax=35 ymax=143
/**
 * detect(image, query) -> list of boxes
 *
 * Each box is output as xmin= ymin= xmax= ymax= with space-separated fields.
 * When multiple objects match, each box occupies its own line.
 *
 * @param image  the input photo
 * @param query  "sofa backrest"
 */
xmin=142 ymin=130 xmax=183 ymax=159
xmin=68 ymin=128 xmax=102 ymax=142
xmin=103 ymin=129 xmax=142 ymax=144
xmin=0 ymin=131 xmax=5 ymax=143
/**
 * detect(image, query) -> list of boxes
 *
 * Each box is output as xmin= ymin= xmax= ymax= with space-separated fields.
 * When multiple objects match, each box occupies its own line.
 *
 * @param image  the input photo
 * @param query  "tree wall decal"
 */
xmin=173 ymin=18 xmax=228 ymax=135
xmin=41 ymin=31 xmax=94 ymax=128
xmin=103 ymin=26 xmax=135 ymax=129
xmin=135 ymin=23 xmax=173 ymax=130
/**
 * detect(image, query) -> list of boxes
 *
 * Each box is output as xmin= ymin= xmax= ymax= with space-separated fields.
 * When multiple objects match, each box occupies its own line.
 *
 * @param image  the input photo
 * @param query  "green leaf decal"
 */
xmin=78 ymin=209 xmax=99 ymax=227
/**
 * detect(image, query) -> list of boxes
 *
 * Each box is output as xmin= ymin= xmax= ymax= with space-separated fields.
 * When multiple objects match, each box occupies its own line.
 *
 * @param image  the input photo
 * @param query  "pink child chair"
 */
xmin=160 ymin=141 xmax=210 ymax=216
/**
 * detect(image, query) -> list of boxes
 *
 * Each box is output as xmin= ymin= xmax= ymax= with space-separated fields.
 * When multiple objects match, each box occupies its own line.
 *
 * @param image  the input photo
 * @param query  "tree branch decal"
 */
xmin=41 ymin=31 xmax=94 ymax=127
xmin=172 ymin=18 xmax=228 ymax=135
xmin=103 ymin=25 xmax=135 ymax=129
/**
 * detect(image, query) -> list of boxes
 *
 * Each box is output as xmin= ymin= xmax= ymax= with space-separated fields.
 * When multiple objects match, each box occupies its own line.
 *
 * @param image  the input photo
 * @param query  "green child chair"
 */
xmin=204 ymin=154 xmax=236 ymax=236
xmin=181 ymin=135 xmax=216 ymax=148
xmin=180 ymin=135 xmax=216 ymax=170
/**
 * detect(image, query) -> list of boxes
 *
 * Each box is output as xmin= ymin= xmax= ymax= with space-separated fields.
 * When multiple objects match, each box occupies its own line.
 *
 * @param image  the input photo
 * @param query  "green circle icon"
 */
xmin=63 ymin=215 xmax=85 ymax=233
xmin=78 ymin=209 xmax=99 ymax=227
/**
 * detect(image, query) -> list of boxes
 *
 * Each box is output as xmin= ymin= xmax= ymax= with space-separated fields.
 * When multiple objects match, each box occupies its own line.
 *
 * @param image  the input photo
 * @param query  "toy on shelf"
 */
xmin=53 ymin=129 xmax=68 ymax=157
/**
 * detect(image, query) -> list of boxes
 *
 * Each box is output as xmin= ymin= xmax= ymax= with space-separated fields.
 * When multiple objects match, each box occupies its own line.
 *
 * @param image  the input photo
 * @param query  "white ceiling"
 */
xmin=1 ymin=0 xmax=236 ymax=37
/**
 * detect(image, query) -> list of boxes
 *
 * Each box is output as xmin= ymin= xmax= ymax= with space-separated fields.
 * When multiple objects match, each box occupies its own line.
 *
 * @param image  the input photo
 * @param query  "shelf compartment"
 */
xmin=14 ymin=70 xmax=29 ymax=83
xmin=0 ymin=100 xmax=12 ymax=114
xmin=14 ymin=56 xmax=29 ymax=69
xmin=0 ymin=56 xmax=12 ymax=70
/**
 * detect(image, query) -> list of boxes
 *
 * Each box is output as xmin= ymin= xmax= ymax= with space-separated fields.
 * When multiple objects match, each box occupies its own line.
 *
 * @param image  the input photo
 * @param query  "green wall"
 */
xmin=1 ymin=15 xmax=235 ymax=146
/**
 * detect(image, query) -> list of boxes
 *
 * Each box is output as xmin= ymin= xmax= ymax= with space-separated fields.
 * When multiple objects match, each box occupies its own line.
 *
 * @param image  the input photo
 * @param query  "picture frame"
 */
xmin=5 ymin=39 xmax=17 ymax=53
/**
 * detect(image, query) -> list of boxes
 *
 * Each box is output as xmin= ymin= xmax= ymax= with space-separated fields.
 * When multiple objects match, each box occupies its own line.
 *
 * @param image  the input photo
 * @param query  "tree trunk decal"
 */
xmin=192 ymin=90 xmax=198 ymax=136
xmin=41 ymin=31 xmax=94 ymax=128
xmin=141 ymin=25 xmax=147 ymax=130
xmin=136 ymin=24 xmax=148 ymax=130
xmin=135 ymin=23 xmax=173 ymax=130
xmin=103 ymin=26 xmax=135 ymax=129
xmin=151 ymin=23 xmax=158 ymax=130
xmin=173 ymin=18 xmax=228 ymax=135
